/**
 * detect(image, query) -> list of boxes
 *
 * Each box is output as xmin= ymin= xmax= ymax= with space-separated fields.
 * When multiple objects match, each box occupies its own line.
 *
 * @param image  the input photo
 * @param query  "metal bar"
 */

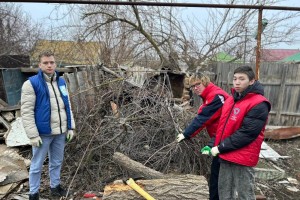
xmin=4 ymin=1 xmax=300 ymax=11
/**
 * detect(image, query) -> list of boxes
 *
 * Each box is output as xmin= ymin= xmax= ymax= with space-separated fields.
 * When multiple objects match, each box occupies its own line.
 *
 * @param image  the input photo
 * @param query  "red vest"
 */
xmin=214 ymin=93 xmax=269 ymax=166
xmin=192 ymin=83 xmax=229 ymax=138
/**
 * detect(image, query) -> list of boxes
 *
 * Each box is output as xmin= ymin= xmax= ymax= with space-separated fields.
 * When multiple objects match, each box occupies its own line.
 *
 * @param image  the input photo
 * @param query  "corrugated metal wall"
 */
xmin=213 ymin=63 xmax=300 ymax=126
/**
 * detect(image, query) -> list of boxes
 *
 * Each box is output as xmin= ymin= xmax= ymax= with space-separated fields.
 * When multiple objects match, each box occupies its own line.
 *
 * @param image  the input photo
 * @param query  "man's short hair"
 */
xmin=38 ymin=50 xmax=54 ymax=62
xmin=234 ymin=66 xmax=255 ymax=81
xmin=189 ymin=73 xmax=211 ymax=87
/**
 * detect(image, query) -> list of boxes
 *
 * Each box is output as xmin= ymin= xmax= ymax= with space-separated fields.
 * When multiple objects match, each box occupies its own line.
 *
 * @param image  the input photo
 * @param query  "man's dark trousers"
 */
xmin=209 ymin=156 xmax=220 ymax=200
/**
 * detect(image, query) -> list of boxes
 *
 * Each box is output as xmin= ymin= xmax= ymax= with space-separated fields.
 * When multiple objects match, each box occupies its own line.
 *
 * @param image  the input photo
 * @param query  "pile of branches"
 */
xmin=62 ymin=71 xmax=211 ymax=192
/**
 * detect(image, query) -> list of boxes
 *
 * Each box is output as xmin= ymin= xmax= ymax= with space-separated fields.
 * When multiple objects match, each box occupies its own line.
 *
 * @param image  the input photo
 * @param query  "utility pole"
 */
xmin=255 ymin=10 xmax=268 ymax=80
xmin=255 ymin=8 xmax=263 ymax=80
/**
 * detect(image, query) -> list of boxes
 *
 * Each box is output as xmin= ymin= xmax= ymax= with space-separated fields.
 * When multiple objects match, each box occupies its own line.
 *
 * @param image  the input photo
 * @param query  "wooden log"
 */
xmin=102 ymin=174 xmax=209 ymax=200
xmin=264 ymin=126 xmax=300 ymax=140
xmin=113 ymin=152 xmax=164 ymax=179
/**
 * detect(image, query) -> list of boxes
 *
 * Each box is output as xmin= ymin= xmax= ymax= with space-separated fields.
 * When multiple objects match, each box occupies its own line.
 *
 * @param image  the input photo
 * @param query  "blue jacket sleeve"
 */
xmin=218 ymin=102 xmax=270 ymax=153
xmin=183 ymin=95 xmax=225 ymax=138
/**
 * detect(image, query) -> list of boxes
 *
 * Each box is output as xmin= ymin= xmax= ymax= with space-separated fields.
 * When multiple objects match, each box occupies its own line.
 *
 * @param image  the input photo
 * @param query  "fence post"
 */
xmin=275 ymin=66 xmax=287 ymax=125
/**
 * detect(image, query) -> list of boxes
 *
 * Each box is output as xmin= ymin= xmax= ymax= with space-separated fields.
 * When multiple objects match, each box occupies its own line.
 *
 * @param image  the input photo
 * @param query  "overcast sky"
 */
xmin=17 ymin=1 xmax=300 ymax=49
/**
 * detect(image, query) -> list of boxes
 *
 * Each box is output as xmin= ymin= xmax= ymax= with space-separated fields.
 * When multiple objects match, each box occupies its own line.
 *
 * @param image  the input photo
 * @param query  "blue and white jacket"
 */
xmin=21 ymin=69 xmax=75 ymax=138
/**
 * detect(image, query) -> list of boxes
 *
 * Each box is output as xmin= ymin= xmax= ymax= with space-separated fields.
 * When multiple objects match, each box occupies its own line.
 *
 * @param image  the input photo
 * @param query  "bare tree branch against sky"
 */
xmin=16 ymin=0 xmax=300 ymax=50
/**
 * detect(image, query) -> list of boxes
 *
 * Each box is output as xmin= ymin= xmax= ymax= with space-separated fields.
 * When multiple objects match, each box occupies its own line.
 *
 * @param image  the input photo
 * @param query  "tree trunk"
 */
xmin=113 ymin=152 xmax=165 ymax=179
xmin=108 ymin=152 xmax=209 ymax=199
xmin=102 ymin=174 xmax=209 ymax=200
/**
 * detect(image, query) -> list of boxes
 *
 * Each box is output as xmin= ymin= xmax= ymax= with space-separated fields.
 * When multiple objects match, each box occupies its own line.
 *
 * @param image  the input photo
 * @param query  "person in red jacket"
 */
xmin=176 ymin=73 xmax=229 ymax=200
xmin=210 ymin=66 xmax=271 ymax=200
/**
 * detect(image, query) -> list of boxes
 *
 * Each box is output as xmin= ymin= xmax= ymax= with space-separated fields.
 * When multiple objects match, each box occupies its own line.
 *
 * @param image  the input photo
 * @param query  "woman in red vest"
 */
xmin=176 ymin=73 xmax=229 ymax=200
xmin=210 ymin=66 xmax=271 ymax=200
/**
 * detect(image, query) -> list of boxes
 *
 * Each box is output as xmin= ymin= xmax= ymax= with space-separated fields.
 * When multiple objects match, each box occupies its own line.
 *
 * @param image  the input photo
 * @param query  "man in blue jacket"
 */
xmin=21 ymin=51 xmax=76 ymax=200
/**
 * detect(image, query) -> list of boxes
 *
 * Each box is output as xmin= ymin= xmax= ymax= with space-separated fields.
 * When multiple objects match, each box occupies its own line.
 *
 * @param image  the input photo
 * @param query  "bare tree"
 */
xmin=185 ymin=0 xmax=300 ymax=65
xmin=0 ymin=3 xmax=42 ymax=56
xmin=36 ymin=0 xmax=300 ymax=71
xmin=64 ymin=0 xmax=299 ymax=70
xmin=72 ymin=0 xmax=185 ymax=70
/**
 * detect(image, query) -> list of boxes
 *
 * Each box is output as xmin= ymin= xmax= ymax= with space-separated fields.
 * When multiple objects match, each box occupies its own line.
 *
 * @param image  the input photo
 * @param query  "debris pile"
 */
xmin=0 ymin=145 xmax=30 ymax=199
xmin=0 ymin=65 xmax=299 ymax=199
xmin=62 ymin=66 xmax=211 ymax=196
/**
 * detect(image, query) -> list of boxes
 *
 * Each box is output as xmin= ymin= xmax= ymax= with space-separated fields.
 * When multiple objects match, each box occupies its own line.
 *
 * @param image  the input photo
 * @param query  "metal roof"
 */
xmin=281 ymin=52 xmax=300 ymax=63
xmin=261 ymin=49 xmax=300 ymax=62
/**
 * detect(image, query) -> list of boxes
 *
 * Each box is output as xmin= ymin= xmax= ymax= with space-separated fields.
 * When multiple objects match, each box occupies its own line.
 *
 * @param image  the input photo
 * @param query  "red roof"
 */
xmin=261 ymin=49 xmax=300 ymax=62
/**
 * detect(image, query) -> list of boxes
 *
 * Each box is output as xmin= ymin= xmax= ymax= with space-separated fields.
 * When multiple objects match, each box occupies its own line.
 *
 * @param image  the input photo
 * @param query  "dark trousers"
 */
xmin=209 ymin=156 xmax=220 ymax=200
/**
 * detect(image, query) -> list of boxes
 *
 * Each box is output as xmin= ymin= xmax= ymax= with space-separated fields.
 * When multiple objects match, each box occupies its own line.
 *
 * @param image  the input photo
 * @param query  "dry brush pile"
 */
xmin=62 ymin=71 xmax=211 ymax=192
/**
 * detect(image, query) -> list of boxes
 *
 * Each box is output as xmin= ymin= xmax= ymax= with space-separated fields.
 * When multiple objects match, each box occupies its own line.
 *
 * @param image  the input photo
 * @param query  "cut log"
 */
xmin=264 ymin=126 xmax=300 ymax=140
xmin=110 ymin=152 xmax=209 ymax=199
xmin=113 ymin=152 xmax=164 ymax=179
xmin=102 ymin=174 xmax=209 ymax=200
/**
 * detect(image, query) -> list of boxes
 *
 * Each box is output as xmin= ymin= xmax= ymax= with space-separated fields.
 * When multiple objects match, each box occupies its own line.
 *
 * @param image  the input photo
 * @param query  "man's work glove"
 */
xmin=176 ymin=133 xmax=185 ymax=143
xmin=66 ymin=130 xmax=74 ymax=142
xmin=30 ymin=136 xmax=43 ymax=147
xmin=211 ymin=146 xmax=220 ymax=156
xmin=200 ymin=146 xmax=211 ymax=155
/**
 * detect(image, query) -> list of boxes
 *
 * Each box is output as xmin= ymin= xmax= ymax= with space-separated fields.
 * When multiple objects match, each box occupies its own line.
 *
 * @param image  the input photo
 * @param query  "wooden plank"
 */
xmin=21 ymin=67 xmax=74 ymax=73
xmin=264 ymin=126 xmax=300 ymax=140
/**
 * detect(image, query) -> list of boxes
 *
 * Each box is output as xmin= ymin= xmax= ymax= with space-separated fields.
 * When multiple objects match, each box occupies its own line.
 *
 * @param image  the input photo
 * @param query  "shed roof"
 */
xmin=212 ymin=52 xmax=242 ymax=63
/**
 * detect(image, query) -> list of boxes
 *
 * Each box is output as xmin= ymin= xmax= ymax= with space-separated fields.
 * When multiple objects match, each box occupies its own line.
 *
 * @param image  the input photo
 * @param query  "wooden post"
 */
xmin=255 ymin=8 xmax=263 ymax=80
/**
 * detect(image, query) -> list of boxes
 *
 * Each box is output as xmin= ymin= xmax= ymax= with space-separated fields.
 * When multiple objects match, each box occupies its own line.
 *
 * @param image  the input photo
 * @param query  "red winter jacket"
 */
xmin=183 ymin=83 xmax=229 ymax=139
xmin=215 ymin=83 xmax=270 ymax=167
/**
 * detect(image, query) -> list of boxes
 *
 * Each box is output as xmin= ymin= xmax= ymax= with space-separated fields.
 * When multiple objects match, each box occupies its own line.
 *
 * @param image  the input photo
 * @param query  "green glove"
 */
xmin=66 ymin=130 xmax=74 ymax=142
xmin=200 ymin=146 xmax=211 ymax=155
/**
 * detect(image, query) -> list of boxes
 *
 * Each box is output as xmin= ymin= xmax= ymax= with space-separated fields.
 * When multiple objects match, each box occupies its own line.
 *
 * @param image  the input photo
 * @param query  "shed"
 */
xmin=0 ymin=55 xmax=30 ymax=106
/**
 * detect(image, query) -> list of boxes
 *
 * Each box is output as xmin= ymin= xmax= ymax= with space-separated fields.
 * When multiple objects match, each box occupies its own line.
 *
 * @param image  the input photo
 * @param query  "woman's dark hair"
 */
xmin=234 ymin=66 xmax=255 ymax=80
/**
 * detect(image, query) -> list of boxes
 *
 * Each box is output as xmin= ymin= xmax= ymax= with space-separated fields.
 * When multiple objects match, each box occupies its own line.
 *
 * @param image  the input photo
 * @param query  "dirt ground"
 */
xmin=256 ymin=138 xmax=300 ymax=200
xmin=3 ymin=138 xmax=300 ymax=200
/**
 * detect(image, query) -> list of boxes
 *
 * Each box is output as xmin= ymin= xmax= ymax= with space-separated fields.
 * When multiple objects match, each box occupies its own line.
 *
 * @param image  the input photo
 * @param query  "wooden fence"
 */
xmin=213 ymin=63 xmax=300 ymax=126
